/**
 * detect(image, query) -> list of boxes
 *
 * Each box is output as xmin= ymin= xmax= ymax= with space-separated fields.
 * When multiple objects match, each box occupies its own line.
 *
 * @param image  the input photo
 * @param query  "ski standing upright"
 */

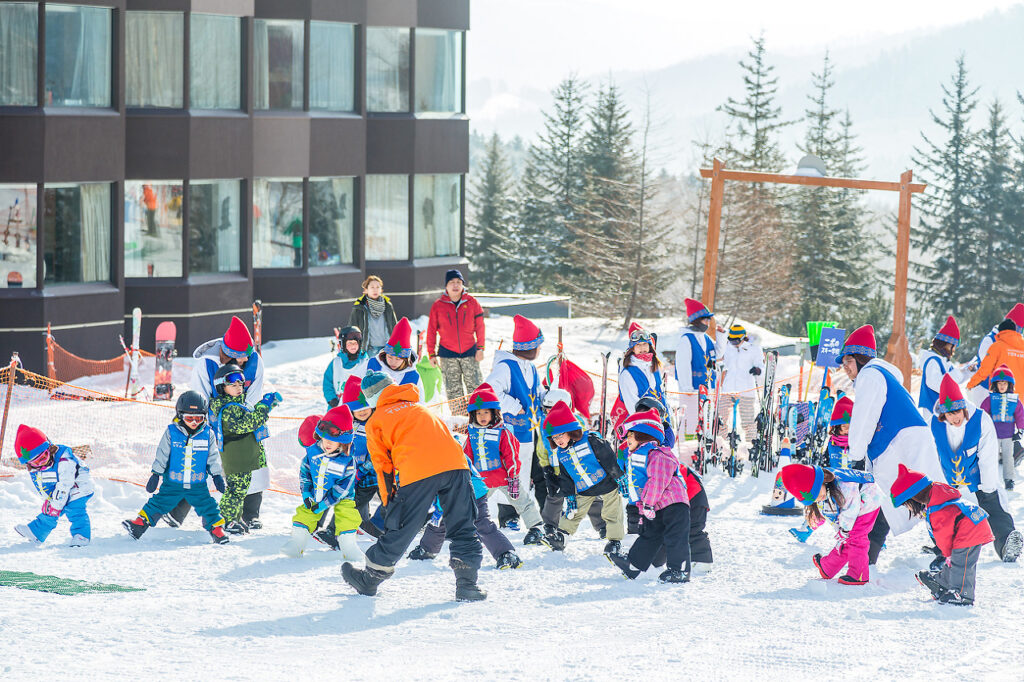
xmin=153 ymin=321 xmax=177 ymax=400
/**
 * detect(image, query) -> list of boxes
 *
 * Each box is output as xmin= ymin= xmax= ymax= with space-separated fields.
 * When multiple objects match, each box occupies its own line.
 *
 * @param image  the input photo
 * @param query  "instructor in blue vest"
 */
xmin=674 ymin=298 xmax=718 ymax=437
xmin=841 ymin=324 xmax=945 ymax=564
xmin=917 ymin=315 xmax=968 ymax=418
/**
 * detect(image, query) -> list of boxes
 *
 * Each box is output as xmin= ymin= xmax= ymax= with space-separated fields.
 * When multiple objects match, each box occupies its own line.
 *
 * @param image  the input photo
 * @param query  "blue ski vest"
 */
xmin=352 ymin=421 xmax=376 ymax=487
xmin=467 ymin=425 xmax=505 ymax=472
xmin=975 ymin=329 xmax=998 ymax=390
xmin=917 ymin=353 xmax=949 ymax=411
xmin=988 ymin=392 xmax=1018 ymax=424
xmin=932 ymin=410 xmax=983 ymax=491
xmin=926 ymin=497 xmax=989 ymax=527
xmin=213 ymin=400 xmax=269 ymax=445
xmin=621 ymin=441 xmax=657 ymax=504
xmin=366 ymin=356 xmax=420 ymax=386
xmin=619 ymin=365 xmax=665 ymax=408
xmin=165 ymin=424 xmax=214 ymax=487
xmin=865 ymin=364 xmax=927 ymax=462
xmin=300 ymin=443 xmax=357 ymax=506
xmin=500 ymin=358 xmax=543 ymax=442
xmin=553 ymin=434 xmax=607 ymax=492
xmin=827 ymin=442 xmax=849 ymax=469
xmin=827 ymin=467 xmax=875 ymax=484
xmin=680 ymin=331 xmax=715 ymax=389
xmin=29 ymin=446 xmax=86 ymax=498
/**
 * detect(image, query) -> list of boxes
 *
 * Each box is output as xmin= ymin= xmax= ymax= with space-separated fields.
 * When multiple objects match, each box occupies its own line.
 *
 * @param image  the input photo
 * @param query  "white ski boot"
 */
xmin=281 ymin=526 xmax=310 ymax=557
xmin=14 ymin=524 xmax=40 ymax=544
xmin=337 ymin=532 xmax=364 ymax=561
xmin=69 ymin=535 xmax=90 ymax=547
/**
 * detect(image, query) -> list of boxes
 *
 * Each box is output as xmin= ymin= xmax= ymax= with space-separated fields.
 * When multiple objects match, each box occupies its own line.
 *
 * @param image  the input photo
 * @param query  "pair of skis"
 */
xmin=749 ymin=350 xmax=779 ymax=478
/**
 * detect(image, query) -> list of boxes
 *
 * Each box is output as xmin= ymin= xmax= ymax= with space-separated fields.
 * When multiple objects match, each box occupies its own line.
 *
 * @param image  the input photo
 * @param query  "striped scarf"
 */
xmin=367 ymin=296 xmax=386 ymax=318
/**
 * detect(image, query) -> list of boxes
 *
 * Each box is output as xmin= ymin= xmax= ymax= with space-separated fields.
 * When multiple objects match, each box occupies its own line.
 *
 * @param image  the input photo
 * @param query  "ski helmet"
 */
xmin=542 ymin=387 xmax=573 ymax=410
xmin=338 ymin=325 xmax=362 ymax=342
xmin=175 ymin=390 xmax=208 ymax=434
xmin=213 ymin=363 xmax=245 ymax=395
xmin=634 ymin=396 xmax=668 ymax=421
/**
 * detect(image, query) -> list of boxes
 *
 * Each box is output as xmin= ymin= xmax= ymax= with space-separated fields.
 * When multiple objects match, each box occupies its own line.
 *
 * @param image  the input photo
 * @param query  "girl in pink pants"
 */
xmin=781 ymin=464 xmax=882 ymax=585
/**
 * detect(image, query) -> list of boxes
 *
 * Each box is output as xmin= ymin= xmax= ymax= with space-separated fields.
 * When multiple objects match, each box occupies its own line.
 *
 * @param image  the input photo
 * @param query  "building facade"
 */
xmin=0 ymin=0 xmax=469 ymax=373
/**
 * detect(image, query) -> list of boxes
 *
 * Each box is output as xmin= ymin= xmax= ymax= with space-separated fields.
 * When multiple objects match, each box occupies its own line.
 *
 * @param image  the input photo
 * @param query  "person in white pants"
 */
xmin=673 ymin=298 xmax=717 ymax=436
xmin=719 ymin=324 xmax=764 ymax=441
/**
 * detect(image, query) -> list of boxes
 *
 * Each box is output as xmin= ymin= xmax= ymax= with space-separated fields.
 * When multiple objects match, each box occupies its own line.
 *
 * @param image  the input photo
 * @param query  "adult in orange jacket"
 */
xmin=968 ymin=320 xmax=1024 ymax=392
xmin=341 ymin=372 xmax=485 ymax=602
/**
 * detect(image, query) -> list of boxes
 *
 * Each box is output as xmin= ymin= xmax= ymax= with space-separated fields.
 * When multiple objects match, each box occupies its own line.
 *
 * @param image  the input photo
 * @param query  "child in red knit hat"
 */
xmin=891 ymin=464 xmax=993 ymax=605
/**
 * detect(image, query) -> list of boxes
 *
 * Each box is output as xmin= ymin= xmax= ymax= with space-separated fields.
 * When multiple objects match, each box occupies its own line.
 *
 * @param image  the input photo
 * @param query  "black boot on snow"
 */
xmin=916 ymin=570 xmax=946 ymax=600
xmin=658 ymin=568 xmax=690 ymax=584
xmin=209 ymin=526 xmax=230 ymax=545
xmin=607 ymin=552 xmax=640 ymax=580
xmin=245 ymin=517 xmax=263 ymax=531
xmin=224 ymin=519 xmax=249 ymax=535
xmin=496 ymin=550 xmax=523 ymax=570
xmin=451 ymin=558 xmax=487 ymax=602
xmin=408 ymin=546 xmax=436 ymax=560
xmin=938 ymin=589 xmax=973 ymax=606
xmin=1005 ymin=479 xmax=1015 ymax=491
xmin=122 ymin=517 xmax=149 ymax=540
xmin=603 ymin=540 xmax=622 ymax=556
xmin=540 ymin=527 xmax=566 ymax=551
xmin=313 ymin=529 xmax=340 ymax=550
xmin=1001 ymin=529 xmax=1023 ymax=562
xmin=341 ymin=562 xmax=393 ymax=596
xmin=522 ymin=525 xmax=544 ymax=545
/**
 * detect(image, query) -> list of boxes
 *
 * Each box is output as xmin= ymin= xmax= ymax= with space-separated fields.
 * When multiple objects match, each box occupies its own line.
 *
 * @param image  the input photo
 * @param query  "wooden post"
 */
xmin=46 ymin=323 xmax=56 ymax=382
xmin=884 ymin=169 xmax=914 ymax=390
xmin=0 ymin=353 xmax=19 ymax=461
xmin=701 ymin=158 xmax=725 ymax=310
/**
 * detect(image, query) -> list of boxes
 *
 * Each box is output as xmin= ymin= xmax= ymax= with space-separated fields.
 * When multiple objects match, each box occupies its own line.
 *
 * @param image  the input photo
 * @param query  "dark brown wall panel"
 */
xmin=125 ymin=113 xmax=189 ymax=178
xmin=43 ymin=113 xmax=125 ymax=182
xmin=366 ymin=0 xmax=416 ymax=26
xmin=0 ymin=116 xmax=44 ymax=181
xmin=252 ymin=115 xmax=311 ymax=177
xmin=418 ymin=0 xmax=470 ymax=29
xmin=365 ymin=117 xmax=416 ymax=174
xmin=190 ymin=114 xmax=253 ymax=178
xmin=309 ymin=116 xmax=366 ymax=177
xmin=414 ymin=118 xmax=469 ymax=173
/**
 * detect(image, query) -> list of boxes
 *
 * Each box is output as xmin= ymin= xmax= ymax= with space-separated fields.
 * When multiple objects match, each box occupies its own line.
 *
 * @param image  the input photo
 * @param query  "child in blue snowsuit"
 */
xmin=122 ymin=391 xmax=229 ymax=544
xmin=14 ymin=425 xmax=94 ymax=546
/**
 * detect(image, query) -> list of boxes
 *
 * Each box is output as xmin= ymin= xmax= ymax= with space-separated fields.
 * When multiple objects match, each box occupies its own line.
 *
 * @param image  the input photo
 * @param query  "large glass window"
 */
xmin=365 ymin=175 xmax=408 ymax=261
xmin=0 ymin=3 xmax=37 ymax=106
xmin=253 ymin=179 xmax=303 ymax=268
xmin=309 ymin=177 xmax=354 ymax=266
xmin=190 ymin=14 xmax=242 ymax=110
xmin=189 ymin=180 xmax=240 ymax=274
xmin=414 ymin=175 xmax=461 ymax=258
xmin=254 ymin=19 xmax=303 ymax=110
xmin=124 ymin=181 xmax=182 ymax=277
xmin=310 ymin=21 xmax=356 ymax=112
xmin=125 ymin=12 xmax=183 ymax=108
xmin=42 ymin=183 xmax=110 ymax=285
xmin=44 ymin=4 xmax=112 ymax=107
xmin=366 ymin=28 xmax=409 ymax=113
xmin=0 ymin=184 xmax=37 ymax=288
xmin=415 ymin=29 xmax=462 ymax=114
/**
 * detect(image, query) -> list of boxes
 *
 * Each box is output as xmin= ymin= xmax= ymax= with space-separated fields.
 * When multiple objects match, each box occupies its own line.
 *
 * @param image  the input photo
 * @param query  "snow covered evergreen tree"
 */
xmin=717 ymin=34 xmax=796 ymax=324
xmin=467 ymin=133 xmax=519 ymax=292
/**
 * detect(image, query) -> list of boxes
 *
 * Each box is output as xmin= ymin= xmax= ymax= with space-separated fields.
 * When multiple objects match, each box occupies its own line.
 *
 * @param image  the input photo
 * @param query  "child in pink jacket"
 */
xmin=607 ymin=409 xmax=691 ymax=583
xmin=781 ymin=463 xmax=882 ymax=585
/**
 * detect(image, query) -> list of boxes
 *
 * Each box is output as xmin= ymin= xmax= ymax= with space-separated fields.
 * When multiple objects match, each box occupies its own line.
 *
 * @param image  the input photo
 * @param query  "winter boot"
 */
xmin=938 ymin=589 xmax=973 ymax=606
xmin=69 ymin=535 xmax=90 ymax=547
xmin=607 ymin=552 xmax=641 ymax=580
xmin=1005 ymin=479 xmax=1014 ymax=491
xmin=1001 ymin=529 xmax=1023 ymax=562
xmin=916 ymin=570 xmax=946 ymax=600
xmin=603 ymin=539 xmax=622 ymax=557
xmin=162 ymin=515 xmax=181 ymax=529
xmin=341 ymin=562 xmax=393 ymax=596
xmin=599 ymin=526 xmax=607 ymax=540
xmin=337 ymin=532 xmax=364 ymax=561
xmin=224 ymin=519 xmax=249 ymax=535
xmin=408 ymin=546 xmax=437 ymax=560
xmin=313 ymin=529 xmax=340 ymax=550
xmin=837 ymin=574 xmax=868 ymax=586
xmin=540 ymin=527 xmax=566 ymax=551
xmin=281 ymin=526 xmax=310 ymax=557
xmin=122 ymin=516 xmax=149 ymax=541
xmin=522 ymin=524 xmax=544 ymax=545
xmin=658 ymin=568 xmax=690 ymax=583
xmin=502 ymin=518 xmax=521 ymax=531
xmin=812 ymin=553 xmax=830 ymax=580
xmin=245 ymin=517 xmax=263 ymax=531
xmin=209 ymin=526 xmax=230 ymax=545
xmin=496 ymin=550 xmax=523 ymax=570
xmin=451 ymin=558 xmax=487 ymax=602
xmin=14 ymin=525 xmax=40 ymax=544
xmin=789 ymin=525 xmax=814 ymax=543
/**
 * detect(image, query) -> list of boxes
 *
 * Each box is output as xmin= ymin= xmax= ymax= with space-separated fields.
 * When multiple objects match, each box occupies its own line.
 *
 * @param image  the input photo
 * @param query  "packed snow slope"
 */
xmin=2 ymin=315 xmax=1019 ymax=679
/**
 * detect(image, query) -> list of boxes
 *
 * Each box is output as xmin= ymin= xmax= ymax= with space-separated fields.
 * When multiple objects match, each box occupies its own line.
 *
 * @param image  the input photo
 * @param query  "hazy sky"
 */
xmin=468 ymin=0 xmax=1022 ymax=90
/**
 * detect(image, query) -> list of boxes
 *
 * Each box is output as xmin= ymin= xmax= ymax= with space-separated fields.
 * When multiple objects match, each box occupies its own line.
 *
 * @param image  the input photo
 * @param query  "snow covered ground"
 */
xmin=2 ymin=315 xmax=1015 ymax=679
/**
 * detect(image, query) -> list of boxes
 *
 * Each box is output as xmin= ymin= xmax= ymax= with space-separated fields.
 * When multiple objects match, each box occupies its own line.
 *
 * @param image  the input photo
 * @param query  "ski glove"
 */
xmin=639 ymin=503 xmax=656 ymax=520
xmin=41 ymin=499 xmax=61 ymax=517
xmin=506 ymin=473 xmax=520 ymax=500
xmin=258 ymin=392 xmax=283 ymax=410
xmin=303 ymin=497 xmax=316 ymax=511
xmin=146 ymin=473 xmax=161 ymax=493
xmin=543 ymin=466 xmax=560 ymax=497
xmin=563 ymin=495 xmax=577 ymax=516
xmin=835 ymin=528 xmax=850 ymax=546
xmin=750 ymin=367 xmax=762 ymax=376
xmin=328 ymin=397 xmax=339 ymax=409
xmin=212 ymin=475 xmax=226 ymax=494
xmin=929 ymin=555 xmax=946 ymax=572
xmin=616 ymin=475 xmax=630 ymax=499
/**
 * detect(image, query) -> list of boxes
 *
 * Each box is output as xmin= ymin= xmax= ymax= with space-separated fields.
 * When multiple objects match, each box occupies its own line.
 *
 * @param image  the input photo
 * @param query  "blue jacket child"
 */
xmin=122 ymin=391 xmax=229 ymax=544
xmin=14 ymin=424 xmax=95 ymax=546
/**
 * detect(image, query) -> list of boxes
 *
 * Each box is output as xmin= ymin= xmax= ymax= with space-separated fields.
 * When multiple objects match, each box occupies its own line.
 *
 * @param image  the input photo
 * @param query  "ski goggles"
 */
xmin=220 ymin=371 xmax=245 ymax=385
xmin=629 ymin=330 xmax=653 ymax=344
xmin=27 ymin=449 xmax=54 ymax=469
xmin=342 ymin=330 xmax=363 ymax=342
xmin=181 ymin=414 xmax=207 ymax=427
xmin=315 ymin=420 xmax=354 ymax=444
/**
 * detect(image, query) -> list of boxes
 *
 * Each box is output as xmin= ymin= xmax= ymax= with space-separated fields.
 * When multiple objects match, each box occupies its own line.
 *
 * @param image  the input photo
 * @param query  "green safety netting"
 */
xmin=0 ymin=570 xmax=144 ymax=595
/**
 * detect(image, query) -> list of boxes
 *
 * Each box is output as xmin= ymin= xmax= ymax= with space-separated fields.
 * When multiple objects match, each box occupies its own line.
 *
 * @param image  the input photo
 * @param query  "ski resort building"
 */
xmin=0 ymin=0 xmax=469 ymax=372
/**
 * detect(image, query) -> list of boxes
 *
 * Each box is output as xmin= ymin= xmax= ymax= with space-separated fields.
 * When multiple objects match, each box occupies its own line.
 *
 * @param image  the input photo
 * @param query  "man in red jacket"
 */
xmin=426 ymin=270 xmax=486 ymax=403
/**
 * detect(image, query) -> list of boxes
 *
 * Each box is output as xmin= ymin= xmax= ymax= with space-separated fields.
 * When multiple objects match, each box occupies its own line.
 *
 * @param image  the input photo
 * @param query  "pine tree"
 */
xmin=716 ymin=34 xmax=796 ymax=324
xmin=912 ymin=55 xmax=980 ymax=318
xmin=467 ymin=133 xmax=518 ymax=292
